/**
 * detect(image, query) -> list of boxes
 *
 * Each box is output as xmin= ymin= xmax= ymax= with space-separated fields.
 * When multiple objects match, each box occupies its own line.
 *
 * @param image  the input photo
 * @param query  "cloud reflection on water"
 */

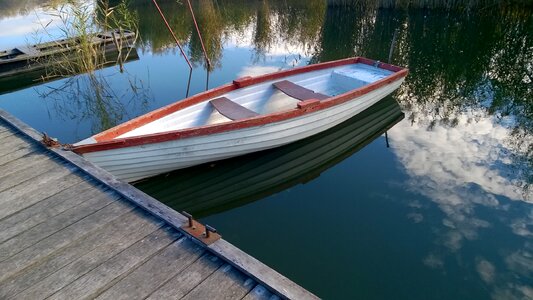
xmin=389 ymin=110 xmax=533 ymax=299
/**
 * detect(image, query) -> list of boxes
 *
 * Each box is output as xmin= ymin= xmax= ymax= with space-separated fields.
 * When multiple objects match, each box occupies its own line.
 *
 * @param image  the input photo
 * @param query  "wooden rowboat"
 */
xmin=136 ymin=97 xmax=404 ymax=217
xmin=0 ymin=29 xmax=136 ymax=77
xmin=73 ymin=57 xmax=409 ymax=182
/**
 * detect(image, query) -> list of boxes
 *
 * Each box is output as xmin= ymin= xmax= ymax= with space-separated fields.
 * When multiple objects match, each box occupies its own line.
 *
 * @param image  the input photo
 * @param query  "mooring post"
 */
xmin=186 ymin=0 xmax=212 ymax=70
xmin=152 ymin=0 xmax=193 ymax=70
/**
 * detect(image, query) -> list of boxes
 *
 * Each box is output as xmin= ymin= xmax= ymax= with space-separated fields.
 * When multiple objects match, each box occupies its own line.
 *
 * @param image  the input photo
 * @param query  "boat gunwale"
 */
xmin=72 ymin=56 xmax=408 ymax=154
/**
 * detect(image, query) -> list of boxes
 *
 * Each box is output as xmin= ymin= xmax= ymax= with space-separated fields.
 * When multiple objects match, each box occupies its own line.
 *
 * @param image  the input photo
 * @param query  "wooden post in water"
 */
xmin=186 ymin=0 xmax=212 ymax=90
xmin=385 ymin=28 xmax=399 ymax=147
xmin=388 ymin=29 xmax=399 ymax=64
xmin=151 ymin=0 xmax=192 ymax=70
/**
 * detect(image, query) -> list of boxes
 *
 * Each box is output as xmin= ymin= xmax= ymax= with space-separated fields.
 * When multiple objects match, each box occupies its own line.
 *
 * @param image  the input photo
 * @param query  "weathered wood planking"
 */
xmin=48 ymin=229 xmax=182 ymax=300
xmin=0 ymin=188 xmax=118 ymax=261
xmin=146 ymin=252 xmax=225 ymax=299
xmin=95 ymin=238 xmax=205 ymax=300
xmin=0 ymin=110 xmax=319 ymax=299
xmin=181 ymin=264 xmax=256 ymax=300
xmin=11 ymin=210 xmax=166 ymax=299
xmin=0 ymin=209 xmax=164 ymax=298
xmin=243 ymin=285 xmax=280 ymax=300
xmin=0 ymin=181 xmax=100 ymax=244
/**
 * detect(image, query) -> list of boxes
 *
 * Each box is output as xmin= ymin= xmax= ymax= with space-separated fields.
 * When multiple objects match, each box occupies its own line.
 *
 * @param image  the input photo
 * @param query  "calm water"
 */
xmin=1 ymin=1 xmax=532 ymax=299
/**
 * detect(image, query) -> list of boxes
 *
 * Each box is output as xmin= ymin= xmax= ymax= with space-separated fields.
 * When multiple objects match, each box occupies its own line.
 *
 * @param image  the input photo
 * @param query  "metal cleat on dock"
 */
xmin=181 ymin=211 xmax=221 ymax=245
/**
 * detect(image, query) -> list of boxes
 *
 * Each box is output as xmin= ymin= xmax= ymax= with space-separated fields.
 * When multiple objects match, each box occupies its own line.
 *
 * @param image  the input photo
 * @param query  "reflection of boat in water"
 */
xmin=0 ymin=29 xmax=136 ymax=77
xmin=135 ymin=97 xmax=404 ymax=217
xmin=74 ymin=57 xmax=408 ymax=182
xmin=0 ymin=47 xmax=140 ymax=95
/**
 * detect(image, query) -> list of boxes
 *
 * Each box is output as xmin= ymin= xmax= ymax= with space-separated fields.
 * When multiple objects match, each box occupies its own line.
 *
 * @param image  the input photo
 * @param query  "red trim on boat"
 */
xmin=73 ymin=57 xmax=408 ymax=154
xmin=91 ymin=83 xmax=236 ymax=141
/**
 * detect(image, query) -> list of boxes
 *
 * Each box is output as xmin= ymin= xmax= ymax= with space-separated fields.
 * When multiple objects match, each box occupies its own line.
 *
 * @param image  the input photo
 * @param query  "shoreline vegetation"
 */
xmin=1 ymin=0 xmax=531 ymax=23
xmin=38 ymin=0 xmax=139 ymax=78
xmin=326 ymin=0 xmax=532 ymax=10
xmin=32 ymin=0 xmax=148 ymax=134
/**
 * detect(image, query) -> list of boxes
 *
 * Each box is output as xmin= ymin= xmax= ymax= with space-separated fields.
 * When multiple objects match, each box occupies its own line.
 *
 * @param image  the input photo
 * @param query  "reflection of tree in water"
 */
xmin=273 ymin=0 xmax=325 ymax=54
xmin=252 ymin=0 xmax=272 ymax=58
xmin=188 ymin=0 xmax=224 ymax=69
xmin=311 ymin=6 xmax=375 ymax=63
xmin=109 ymin=0 xmax=532 ymax=188
xmin=387 ymin=10 xmax=533 ymax=194
xmin=0 ymin=0 xmax=66 ymax=19
xmin=38 ymin=71 xmax=152 ymax=135
xmin=307 ymin=5 xmax=533 ymax=194
xmin=115 ymin=0 xmax=325 ymax=68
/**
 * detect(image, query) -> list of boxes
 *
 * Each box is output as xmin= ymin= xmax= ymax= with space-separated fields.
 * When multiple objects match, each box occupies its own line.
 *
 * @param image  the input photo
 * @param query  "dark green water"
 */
xmin=1 ymin=1 xmax=532 ymax=299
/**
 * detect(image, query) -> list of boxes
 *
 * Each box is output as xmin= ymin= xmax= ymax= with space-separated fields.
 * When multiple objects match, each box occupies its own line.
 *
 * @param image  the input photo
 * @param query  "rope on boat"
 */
xmin=41 ymin=132 xmax=73 ymax=150
xmin=151 ymin=0 xmax=193 ymax=70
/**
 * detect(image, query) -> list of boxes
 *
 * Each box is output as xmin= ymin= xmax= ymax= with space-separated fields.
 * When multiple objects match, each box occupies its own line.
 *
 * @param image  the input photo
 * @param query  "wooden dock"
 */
xmin=0 ymin=110 xmax=318 ymax=300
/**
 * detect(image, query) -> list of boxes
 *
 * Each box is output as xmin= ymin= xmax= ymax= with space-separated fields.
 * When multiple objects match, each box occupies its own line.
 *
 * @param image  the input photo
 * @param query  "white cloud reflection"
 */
xmin=237 ymin=65 xmax=280 ymax=78
xmin=389 ymin=109 xmax=533 ymax=298
xmin=389 ymin=112 xmax=530 ymax=253
xmin=390 ymin=113 xmax=526 ymax=205
xmin=476 ymin=258 xmax=496 ymax=284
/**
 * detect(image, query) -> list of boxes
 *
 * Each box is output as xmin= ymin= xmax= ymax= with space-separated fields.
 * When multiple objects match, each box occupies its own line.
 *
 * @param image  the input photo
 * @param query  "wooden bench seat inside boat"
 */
xmin=210 ymin=97 xmax=259 ymax=120
xmin=273 ymin=80 xmax=329 ymax=101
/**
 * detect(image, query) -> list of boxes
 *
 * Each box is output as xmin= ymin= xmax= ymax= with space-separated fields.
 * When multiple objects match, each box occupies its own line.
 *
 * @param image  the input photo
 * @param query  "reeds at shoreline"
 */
xmin=326 ymin=0 xmax=532 ymax=10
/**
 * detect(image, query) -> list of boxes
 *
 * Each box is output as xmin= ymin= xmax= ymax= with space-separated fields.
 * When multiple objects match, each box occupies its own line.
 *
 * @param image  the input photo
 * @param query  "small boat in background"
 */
xmin=0 ymin=29 xmax=136 ymax=77
xmin=0 ymin=47 xmax=140 ymax=95
xmin=73 ymin=57 xmax=409 ymax=182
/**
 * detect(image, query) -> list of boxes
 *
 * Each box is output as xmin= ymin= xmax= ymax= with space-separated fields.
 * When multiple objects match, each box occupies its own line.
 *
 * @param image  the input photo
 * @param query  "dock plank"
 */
xmin=210 ymin=239 xmax=319 ymax=300
xmin=0 ymin=199 xmax=133 ymax=283
xmin=0 ymin=129 xmax=17 ymax=140
xmin=0 ymin=181 xmax=97 ymax=244
xmin=0 ymin=186 xmax=117 ymax=261
xmin=0 ymin=167 xmax=84 ymax=220
xmin=0 ymin=125 xmax=10 ymax=134
xmin=242 ymin=285 xmax=279 ymax=300
xmin=95 ymin=237 xmax=205 ymax=300
xmin=181 ymin=264 xmax=256 ymax=300
xmin=0 ymin=111 xmax=318 ymax=300
xmin=11 ymin=209 xmax=166 ymax=300
xmin=0 ymin=132 xmax=30 ymax=153
xmin=0 ymin=156 xmax=61 ymax=193
xmin=0 ymin=208 xmax=162 ymax=299
xmin=146 ymin=252 xmax=224 ymax=300
xmin=0 ymin=153 xmax=51 ymax=182
xmin=0 ymin=146 xmax=37 ymax=166
xmin=48 ymin=229 xmax=182 ymax=300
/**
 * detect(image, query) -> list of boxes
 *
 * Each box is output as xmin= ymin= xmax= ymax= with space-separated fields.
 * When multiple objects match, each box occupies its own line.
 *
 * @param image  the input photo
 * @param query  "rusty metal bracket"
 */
xmin=181 ymin=211 xmax=221 ymax=245
xmin=41 ymin=132 xmax=61 ymax=148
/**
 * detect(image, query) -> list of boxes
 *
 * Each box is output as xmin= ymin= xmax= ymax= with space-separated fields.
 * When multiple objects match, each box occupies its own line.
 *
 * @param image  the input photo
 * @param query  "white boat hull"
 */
xmin=83 ymin=78 xmax=404 ymax=182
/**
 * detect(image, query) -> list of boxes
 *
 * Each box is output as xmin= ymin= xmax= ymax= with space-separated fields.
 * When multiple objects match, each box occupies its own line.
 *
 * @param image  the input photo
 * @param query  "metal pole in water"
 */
xmin=185 ymin=69 xmax=193 ymax=98
xmin=388 ymin=29 xmax=399 ymax=64
xmin=206 ymin=69 xmax=210 ymax=91
xmin=385 ymin=28 xmax=399 ymax=148
xmin=186 ymin=0 xmax=212 ymax=70
xmin=151 ymin=0 xmax=193 ymax=70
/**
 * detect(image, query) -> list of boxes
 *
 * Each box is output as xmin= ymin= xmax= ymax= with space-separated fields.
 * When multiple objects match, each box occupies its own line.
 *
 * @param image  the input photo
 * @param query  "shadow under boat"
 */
xmin=0 ymin=47 xmax=139 ymax=95
xmin=135 ymin=97 xmax=404 ymax=218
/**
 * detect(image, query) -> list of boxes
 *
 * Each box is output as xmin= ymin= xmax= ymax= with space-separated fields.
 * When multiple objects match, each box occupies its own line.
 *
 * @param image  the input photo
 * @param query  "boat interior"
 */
xmin=116 ymin=62 xmax=395 ymax=139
